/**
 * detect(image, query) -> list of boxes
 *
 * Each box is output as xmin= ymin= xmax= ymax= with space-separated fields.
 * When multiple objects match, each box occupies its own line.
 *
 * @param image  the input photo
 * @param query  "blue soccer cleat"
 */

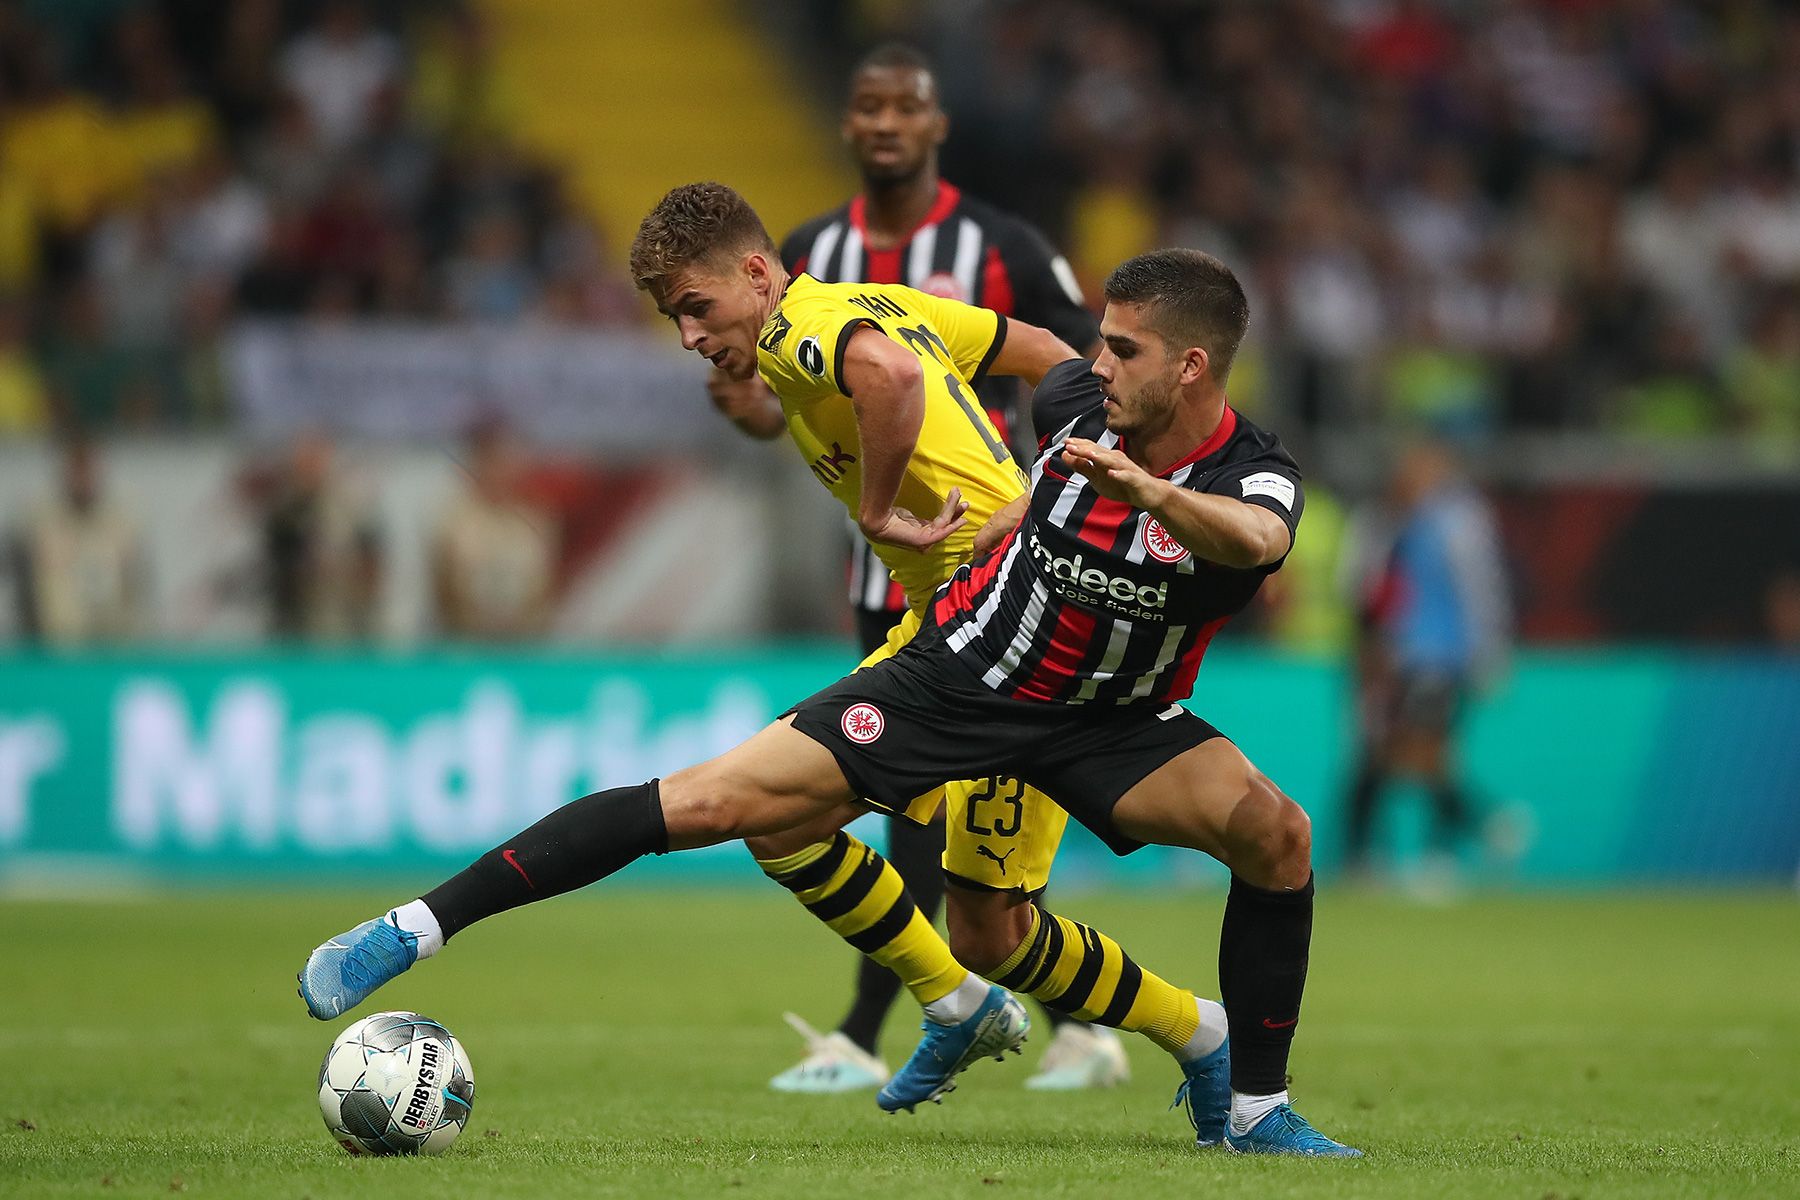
xmin=1225 ymin=1104 xmax=1364 ymax=1158
xmin=298 ymin=915 xmax=419 ymax=1021
xmin=877 ymin=984 xmax=1029 ymax=1113
xmin=1169 ymin=1038 xmax=1231 ymax=1147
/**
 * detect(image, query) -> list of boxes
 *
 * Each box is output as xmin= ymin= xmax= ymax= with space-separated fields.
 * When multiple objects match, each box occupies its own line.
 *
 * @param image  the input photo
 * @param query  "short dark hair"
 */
xmin=852 ymin=41 xmax=936 ymax=83
xmin=1103 ymin=249 xmax=1250 ymax=384
xmin=629 ymin=182 xmax=777 ymax=295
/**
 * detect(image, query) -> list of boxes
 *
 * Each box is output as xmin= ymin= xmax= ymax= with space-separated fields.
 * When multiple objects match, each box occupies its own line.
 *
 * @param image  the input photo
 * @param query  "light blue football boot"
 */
xmin=877 ymin=984 xmax=1029 ymax=1113
xmin=1225 ymin=1104 xmax=1364 ymax=1157
xmin=768 ymin=1013 xmax=890 ymax=1094
xmin=298 ymin=914 xmax=419 ymax=1020
xmin=1169 ymin=1038 xmax=1231 ymax=1147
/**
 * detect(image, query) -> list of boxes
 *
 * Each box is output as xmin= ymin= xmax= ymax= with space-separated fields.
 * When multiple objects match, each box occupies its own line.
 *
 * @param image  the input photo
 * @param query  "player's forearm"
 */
xmin=990 ymin=320 xmax=1079 ymax=387
xmin=850 ymin=362 xmax=926 ymax=529
xmin=1144 ymin=483 xmax=1289 ymax=570
xmin=972 ymin=494 xmax=1029 ymax=557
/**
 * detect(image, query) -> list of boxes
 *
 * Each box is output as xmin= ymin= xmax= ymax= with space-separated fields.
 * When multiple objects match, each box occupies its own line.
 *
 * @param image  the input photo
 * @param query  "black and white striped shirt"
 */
xmin=929 ymin=359 xmax=1305 ymax=706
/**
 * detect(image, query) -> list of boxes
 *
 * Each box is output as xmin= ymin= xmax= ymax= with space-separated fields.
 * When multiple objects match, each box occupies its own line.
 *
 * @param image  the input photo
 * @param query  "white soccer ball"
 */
xmin=317 ymin=1011 xmax=475 ymax=1156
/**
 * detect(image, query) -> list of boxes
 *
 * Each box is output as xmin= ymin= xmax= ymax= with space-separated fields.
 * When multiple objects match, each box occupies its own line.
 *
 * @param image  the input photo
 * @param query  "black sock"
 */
xmin=1218 ymin=872 xmax=1313 ymax=1095
xmin=838 ymin=815 xmax=947 ymax=1053
xmin=423 ymin=781 xmax=667 ymax=942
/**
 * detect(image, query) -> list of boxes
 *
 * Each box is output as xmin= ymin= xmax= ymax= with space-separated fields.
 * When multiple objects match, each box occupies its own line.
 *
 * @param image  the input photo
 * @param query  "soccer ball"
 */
xmin=317 ymin=1011 xmax=475 ymax=1156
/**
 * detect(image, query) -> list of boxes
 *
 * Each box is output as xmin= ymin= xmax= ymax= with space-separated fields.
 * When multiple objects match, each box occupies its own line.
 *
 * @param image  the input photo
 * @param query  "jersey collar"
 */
xmin=848 ymin=180 xmax=962 ymax=244
xmin=1118 ymin=404 xmax=1239 ymax=478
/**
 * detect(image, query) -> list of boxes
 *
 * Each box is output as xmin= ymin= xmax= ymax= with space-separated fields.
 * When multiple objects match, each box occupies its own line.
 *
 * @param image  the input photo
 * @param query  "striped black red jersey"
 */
xmin=780 ymin=181 xmax=1098 ymax=615
xmin=929 ymin=358 xmax=1305 ymax=706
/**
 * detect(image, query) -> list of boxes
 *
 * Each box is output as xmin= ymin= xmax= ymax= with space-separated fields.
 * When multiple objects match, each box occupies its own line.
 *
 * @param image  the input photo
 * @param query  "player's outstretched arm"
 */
xmin=988 ymin=318 xmax=1080 ymax=387
xmin=1061 ymin=437 xmax=1290 ymax=569
xmin=706 ymin=369 xmax=787 ymax=440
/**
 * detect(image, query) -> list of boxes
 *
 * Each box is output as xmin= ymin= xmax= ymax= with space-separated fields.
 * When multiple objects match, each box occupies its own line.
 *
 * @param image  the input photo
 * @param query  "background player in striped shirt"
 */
xmin=707 ymin=42 xmax=1118 ymax=1096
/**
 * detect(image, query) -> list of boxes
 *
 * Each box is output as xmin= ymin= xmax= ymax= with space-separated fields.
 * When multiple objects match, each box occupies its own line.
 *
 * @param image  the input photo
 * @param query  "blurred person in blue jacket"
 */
xmin=1340 ymin=438 xmax=1512 ymax=881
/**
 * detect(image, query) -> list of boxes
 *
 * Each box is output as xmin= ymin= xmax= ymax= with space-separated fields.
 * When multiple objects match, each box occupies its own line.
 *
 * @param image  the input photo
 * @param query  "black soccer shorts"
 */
xmin=786 ymin=619 xmax=1226 ymax=855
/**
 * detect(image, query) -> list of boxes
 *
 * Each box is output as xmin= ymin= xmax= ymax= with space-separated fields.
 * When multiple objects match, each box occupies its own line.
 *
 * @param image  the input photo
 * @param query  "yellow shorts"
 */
xmin=855 ymin=609 xmax=1068 ymax=893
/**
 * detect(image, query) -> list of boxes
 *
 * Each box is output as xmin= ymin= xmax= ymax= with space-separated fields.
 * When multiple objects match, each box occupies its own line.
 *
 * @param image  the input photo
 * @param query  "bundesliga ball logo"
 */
xmin=1141 ymin=518 xmax=1188 ymax=564
xmin=841 ymin=703 xmax=885 ymax=744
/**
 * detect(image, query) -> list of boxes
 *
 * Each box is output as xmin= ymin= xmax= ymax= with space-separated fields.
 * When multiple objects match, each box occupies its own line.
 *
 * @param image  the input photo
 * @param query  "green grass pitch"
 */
xmin=3 ymin=888 xmax=1797 ymax=1198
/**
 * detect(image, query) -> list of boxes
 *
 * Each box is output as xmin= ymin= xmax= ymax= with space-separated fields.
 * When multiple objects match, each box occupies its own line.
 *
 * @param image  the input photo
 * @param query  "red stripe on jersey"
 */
xmin=986 ymin=405 xmax=1011 ymax=447
xmin=1012 ymin=596 xmax=1099 ymax=701
xmin=1078 ymin=494 xmax=1136 ymax=553
xmin=883 ymin=577 xmax=907 ymax=611
xmin=849 ymin=181 xmax=962 ymax=246
xmin=863 ymin=248 xmax=904 ymax=283
xmin=1157 ymin=614 xmax=1233 ymax=704
xmin=934 ymin=522 xmax=1019 ymax=625
xmin=980 ymin=244 xmax=1015 ymax=316
xmin=794 ymin=256 xmax=809 ymax=275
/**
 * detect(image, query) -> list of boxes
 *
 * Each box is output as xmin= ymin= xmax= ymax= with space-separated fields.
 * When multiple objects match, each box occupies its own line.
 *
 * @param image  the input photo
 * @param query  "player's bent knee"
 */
xmin=1227 ymin=774 xmax=1312 ymax=889
xmin=659 ymin=766 xmax=762 ymax=845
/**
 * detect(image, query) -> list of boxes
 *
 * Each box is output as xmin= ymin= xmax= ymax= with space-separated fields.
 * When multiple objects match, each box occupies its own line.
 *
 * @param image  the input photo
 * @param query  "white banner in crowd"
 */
xmin=225 ymin=321 xmax=718 ymax=446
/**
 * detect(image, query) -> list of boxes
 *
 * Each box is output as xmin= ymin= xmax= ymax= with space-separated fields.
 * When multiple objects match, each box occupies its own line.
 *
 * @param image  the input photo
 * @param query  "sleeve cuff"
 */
xmin=971 ymin=312 xmax=1008 ymax=388
xmin=832 ymin=317 xmax=881 ymax=396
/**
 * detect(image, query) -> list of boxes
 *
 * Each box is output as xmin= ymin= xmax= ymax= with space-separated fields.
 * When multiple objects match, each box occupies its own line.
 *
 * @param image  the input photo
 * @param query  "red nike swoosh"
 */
xmin=502 ymin=848 xmax=535 ymax=889
xmin=1262 ymin=1016 xmax=1299 ymax=1029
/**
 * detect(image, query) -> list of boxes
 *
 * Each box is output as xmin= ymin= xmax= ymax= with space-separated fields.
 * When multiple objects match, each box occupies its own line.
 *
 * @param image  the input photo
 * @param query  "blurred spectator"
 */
xmin=107 ymin=8 xmax=217 ymax=184
xmin=431 ymin=419 xmax=557 ymax=641
xmin=173 ymin=147 xmax=272 ymax=287
xmin=1726 ymin=288 xmax=1800 ymax=446
xmin=256 ymin=433 xmax=383 ymax=641
xmin=443 ymin=207 xmax=537 ymax=321
xmin=277 ymin=0 xmax=402 ymax=152
xmin=1614 ymin=314 xmax=1724 ymax=437
xmin=409 ymin=3 xmax=522 ymax=148
xmin=12 ymin=436 xmax=144 ymax=644
xmin=38 ymin=282 xmax=147 ymax=429
xmin=1340 ymin=439 xmax=1512 ymax=883
xmin=1621 ymin=146 xmax=1733 ymax=349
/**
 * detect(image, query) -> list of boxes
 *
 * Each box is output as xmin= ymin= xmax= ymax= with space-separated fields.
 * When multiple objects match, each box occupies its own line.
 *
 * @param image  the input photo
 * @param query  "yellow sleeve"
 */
xmin=756 ymin=293 xmax=881 ymax=402
xmin=893 ymin=289 xmax=1006 ymax=385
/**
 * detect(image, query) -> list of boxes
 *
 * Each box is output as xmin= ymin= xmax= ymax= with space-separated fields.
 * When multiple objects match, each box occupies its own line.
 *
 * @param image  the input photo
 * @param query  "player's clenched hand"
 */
xmin=705 ymin=369 xmax=786 ymax=441
xmin=860 ymin=487 xmax=970 ymax=551
xmin=1061 ymin=437 xmax=1170 ymax=510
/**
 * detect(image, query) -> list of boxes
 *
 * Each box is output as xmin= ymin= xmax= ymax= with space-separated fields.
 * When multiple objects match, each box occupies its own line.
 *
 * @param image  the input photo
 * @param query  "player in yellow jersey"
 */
xmin=631 ymin=181 xmax=1087 ymax=1109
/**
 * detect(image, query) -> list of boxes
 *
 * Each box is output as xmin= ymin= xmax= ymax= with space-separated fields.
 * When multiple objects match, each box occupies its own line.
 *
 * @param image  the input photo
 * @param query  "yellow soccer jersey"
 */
xmin=756 ymin=274 xmax=1027 ymax=611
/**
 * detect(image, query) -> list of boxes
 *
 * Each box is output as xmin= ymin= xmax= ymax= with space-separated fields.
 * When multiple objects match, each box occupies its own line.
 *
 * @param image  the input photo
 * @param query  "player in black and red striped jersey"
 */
xmin=776 ymin=249 xmax=1357 ymax=1156
xmin=709 ymin=42 xmax=1114 ymax=1095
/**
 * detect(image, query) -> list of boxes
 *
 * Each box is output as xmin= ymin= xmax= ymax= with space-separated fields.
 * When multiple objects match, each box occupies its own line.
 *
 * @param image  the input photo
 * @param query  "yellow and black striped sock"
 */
xmin=992 ymin=905 xmax=1199 ymax=1057
xmin=758 ymin=832 xmax=965 ymax=1007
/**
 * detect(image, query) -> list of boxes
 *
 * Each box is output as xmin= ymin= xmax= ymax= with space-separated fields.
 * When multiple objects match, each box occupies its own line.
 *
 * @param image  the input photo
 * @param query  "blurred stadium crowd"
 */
xmin=824 ymin=0 xmax=1800 ymax=442
xmin=1 ymin=0 xmax=1797 ymax=651
xmin=0 ymin=0 xmax=637 ymax=437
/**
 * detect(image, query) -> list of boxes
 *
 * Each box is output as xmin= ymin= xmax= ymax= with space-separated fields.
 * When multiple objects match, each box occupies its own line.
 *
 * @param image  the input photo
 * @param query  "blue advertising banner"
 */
xmin=2 ymin=648 xmax=1796 ymax=887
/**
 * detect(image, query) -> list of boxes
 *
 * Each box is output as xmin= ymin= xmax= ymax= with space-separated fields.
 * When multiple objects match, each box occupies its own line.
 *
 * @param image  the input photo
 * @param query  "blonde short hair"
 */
xmin=629 ymin=182 xmax=777 ymax=296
